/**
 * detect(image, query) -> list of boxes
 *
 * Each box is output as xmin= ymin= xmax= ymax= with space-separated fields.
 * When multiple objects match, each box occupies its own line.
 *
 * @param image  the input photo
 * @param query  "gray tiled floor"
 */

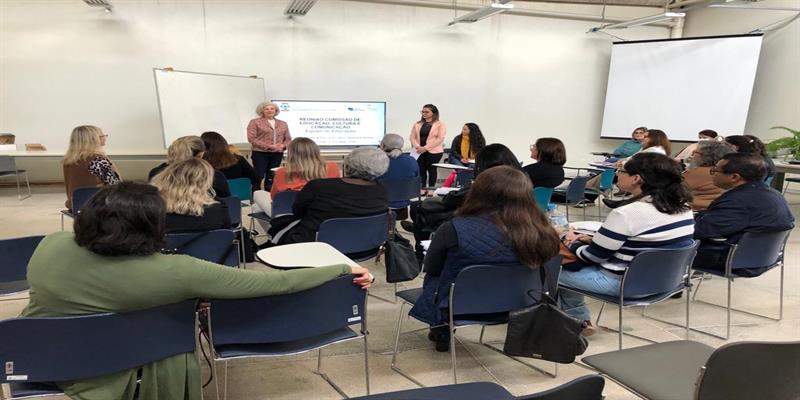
xmin=1 ymin=185 xmax=798 ymax=399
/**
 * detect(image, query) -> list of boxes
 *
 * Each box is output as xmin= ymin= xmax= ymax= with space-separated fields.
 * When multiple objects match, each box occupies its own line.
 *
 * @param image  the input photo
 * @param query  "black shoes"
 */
xmin=400 ymin=220 xmax=415 ymax=232
xmin=428 ymin=328 xmax=451 ymax=352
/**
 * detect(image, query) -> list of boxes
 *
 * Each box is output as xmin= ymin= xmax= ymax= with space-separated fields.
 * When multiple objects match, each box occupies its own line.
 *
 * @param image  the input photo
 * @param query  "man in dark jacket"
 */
xmin=693 ymin=153 xmax=794 ymax=276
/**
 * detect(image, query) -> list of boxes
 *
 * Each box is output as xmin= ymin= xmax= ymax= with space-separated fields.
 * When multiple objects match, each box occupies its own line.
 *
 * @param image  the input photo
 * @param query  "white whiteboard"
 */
xmin=600 ymin=35 xmax=763 ymax=142
xmin=153 ymin=69 xmax=266 ymax=147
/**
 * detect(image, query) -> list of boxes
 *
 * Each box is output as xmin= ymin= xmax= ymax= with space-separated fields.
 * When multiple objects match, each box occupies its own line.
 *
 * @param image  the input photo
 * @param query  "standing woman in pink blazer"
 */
xmin=410 ymin=104 xmax=447 ymax=190
xmin=247 ymin=101 xmax=292 ymax=191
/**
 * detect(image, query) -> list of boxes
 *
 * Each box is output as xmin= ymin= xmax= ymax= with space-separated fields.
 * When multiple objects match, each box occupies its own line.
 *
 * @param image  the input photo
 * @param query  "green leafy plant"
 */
xmin=765 ymin=126 xmax=800 ymax=159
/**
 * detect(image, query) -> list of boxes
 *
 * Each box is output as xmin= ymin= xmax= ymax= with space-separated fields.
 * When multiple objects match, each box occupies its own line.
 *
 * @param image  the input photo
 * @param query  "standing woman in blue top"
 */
xmin=410 ymin=104 xmax=446 ymax=192
xmin=448 ymin=123 xmax=486 ymax=166
xmin=558 ymin=153 xmax=695 ymax=334
xmin=247 ymin=101 xmax=292 ymax=190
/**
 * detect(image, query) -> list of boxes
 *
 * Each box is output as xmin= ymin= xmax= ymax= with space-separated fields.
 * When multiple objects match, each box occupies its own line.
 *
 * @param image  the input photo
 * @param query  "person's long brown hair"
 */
xmin=457 ymin=166 xmax=559 ymax=268
xmin=201 ymin=131 xmax=238 ymax=169
xmin=644 ymin=129 xmax=672 ymax=155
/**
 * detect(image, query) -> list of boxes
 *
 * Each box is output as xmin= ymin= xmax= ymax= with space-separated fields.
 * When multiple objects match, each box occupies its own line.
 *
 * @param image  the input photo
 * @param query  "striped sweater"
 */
xmin=570 ymin=199 xmax=695 ymax=272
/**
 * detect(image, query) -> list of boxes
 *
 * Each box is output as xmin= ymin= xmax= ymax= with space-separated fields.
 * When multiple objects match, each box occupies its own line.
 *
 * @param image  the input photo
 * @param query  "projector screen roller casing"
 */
xmin=600 ymin=34 xmax=763 ymax=142
xmin=273 ymin=100 xmax=386 ymax=147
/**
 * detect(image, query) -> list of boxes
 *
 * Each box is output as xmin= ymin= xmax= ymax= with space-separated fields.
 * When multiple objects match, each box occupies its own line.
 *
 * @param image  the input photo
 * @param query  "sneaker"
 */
xmin=400 ymin=220 xmax=415 ymax=232
xmin=435 ymin=339 xmax=451 ymax=352
xmin=574 ymin=200 xmax=595 ymax=208
xmin=581 ymin=320 xmax=598 ymax=337
xmin=670 ymin=292 xmax=683 ymax=299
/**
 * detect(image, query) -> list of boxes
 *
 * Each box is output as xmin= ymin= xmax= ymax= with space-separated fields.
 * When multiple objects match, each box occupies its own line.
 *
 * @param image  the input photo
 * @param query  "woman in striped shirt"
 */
xmin=558 ymin=153 xmax=695 ymax=332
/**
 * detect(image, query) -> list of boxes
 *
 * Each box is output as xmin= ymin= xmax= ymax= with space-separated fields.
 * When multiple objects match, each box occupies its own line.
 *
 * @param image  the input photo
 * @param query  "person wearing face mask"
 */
xmin=675 ymin=129 xmax=720 ymax=162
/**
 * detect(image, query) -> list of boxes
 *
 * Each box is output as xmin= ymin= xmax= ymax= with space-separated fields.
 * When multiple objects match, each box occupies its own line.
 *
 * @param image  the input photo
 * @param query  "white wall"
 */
xmin=0 ymin=0 xmax=669 ymax=176
xmin=683 ymin=1 xmax=800 ymax=142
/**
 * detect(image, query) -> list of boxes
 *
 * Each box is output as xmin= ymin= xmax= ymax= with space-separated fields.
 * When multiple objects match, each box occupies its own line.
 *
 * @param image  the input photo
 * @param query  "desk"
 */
xmin=256 ymin=242 xmax=359 ymax=269
xmin=773 ymin=162 xmax=800 ymax=191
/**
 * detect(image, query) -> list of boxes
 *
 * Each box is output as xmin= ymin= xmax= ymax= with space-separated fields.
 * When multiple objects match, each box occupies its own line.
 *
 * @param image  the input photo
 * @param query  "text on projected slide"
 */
xmin=275 ymin=101 xmax=386 ymax=147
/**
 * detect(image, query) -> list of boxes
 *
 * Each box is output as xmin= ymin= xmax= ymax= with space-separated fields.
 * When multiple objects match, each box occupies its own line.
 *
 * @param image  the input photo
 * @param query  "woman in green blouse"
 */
xmin=21 ymin=182 xmax=373 ymax=400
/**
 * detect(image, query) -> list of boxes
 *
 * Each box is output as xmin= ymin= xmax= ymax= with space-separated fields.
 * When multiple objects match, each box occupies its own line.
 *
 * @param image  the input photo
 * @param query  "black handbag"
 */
xmin=382 ymin=214 xmax=421 ymax=283
xmin=503 ymin=268 xmax=588 ymax=363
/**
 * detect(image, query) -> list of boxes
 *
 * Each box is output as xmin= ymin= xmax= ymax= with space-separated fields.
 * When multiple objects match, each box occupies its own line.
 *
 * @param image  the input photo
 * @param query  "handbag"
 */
xmin=503 ymin=268 xmax=588 ymax=363
xmin=382 ymin=213 xmax=422 ymax=283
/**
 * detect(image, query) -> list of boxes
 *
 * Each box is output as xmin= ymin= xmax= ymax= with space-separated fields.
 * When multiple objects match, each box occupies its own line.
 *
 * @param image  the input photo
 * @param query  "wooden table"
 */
xmin=256 ymin=242 xmax=359 ymax=269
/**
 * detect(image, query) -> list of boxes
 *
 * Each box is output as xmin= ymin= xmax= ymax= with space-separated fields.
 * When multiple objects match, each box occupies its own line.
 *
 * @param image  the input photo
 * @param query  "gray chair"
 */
xmin=550 ymin=175 xmax=590 ymax=221
xmin=0 ymin=156 xmax=31 ymax=200
xmin=583 ymin=340 xmax=800 ymax=400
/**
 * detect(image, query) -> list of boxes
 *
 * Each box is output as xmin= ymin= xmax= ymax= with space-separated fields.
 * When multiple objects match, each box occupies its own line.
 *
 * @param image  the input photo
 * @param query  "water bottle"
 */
xmin=547 ymin=204 xmax=569 ymax=231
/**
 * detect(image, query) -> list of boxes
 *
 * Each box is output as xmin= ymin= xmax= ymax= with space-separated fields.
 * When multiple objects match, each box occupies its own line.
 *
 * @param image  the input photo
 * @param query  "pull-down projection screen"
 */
xmin=600 ymin=34 xmax=763 ymax=142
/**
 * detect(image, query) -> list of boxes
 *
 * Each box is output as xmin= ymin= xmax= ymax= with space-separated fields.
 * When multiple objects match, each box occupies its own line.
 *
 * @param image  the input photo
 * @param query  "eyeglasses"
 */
xmin=99 ymin=135 xmax=109 ymax=138
xmin=616 ymin=169 xmax=630 ymax=175
xmin=709 ymin=166 xmax=728 ymax=175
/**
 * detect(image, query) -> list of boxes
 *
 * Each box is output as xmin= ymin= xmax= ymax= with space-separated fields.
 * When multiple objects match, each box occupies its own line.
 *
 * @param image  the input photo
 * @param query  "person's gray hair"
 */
xmin=344 ymin=147 xmax=389 ymax=181
xmin=693 ymin=141 xmax=736 ymax=168
xmin=380 ymin=134 xmax=404 ymax=158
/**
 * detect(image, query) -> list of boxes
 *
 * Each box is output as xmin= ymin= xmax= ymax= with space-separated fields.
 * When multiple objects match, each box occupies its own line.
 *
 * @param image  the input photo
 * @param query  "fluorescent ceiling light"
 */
xmin=449 ymin=1 xmax=515 ymax=26
xmin=82 ymin=0 xmax=113 ymax=12
xmin=708 ymin=3 xmax=800 ymax=10
xmin=285 ymin=0 xmax=318 ymax=16
xmin=588 ymin=12 xmax=685 ymax=32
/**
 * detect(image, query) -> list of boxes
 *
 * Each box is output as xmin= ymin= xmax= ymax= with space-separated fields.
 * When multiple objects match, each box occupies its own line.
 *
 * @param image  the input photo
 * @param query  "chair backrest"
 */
xmin=219 ymin=196 xmax=243 ymax=227
xmin=209 ymin=275 xmax=366 ymax=345
xmin=729 ymin=229 xmax=792 ymax=271
xmin=622 ymin=240 xmax=699 ymax=298
xmin=316 ymin=213 xmax=388 ymax=255
xmin=72 ymin=187 xmax=100 ymax=213
xmin=272 ymin=190 xmax=298 ymax=217
xmin=0 ymin=300 xmax=196 ymax=384
xmin=565 ymin=176 xmax=590 ymax=204
xmin=597 ymin=168 xmax=616 ymax=191
xmin=695 ymin=340 xmax=800 ymax=400
xmin=165 ymin=229 xmax=239 ymax=267
xmin=764 ymin=175 xmax=774 ymax=186
xmin=0 ymin=155 xmax=16 ymax=171
xmin=227 ymin=178 xmax=252 ymax=202
xmin=450 ymin=264 xmax=543 ymax=316
xmin=533 ymin=187 xmax=554 ymax=210
xmin=0 ymin=236 xmax=44 ymax=293
xmin=456 ymin=169 xmax=474 ymax=187
xmin=519 ymin=374 xmax=605 ymax=400
xmin=380 ymin=176 xmax=422 ymax=204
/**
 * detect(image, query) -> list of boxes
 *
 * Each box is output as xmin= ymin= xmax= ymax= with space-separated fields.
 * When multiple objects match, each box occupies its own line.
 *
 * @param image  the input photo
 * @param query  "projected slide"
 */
xmin=273 ymin=100 xmax=386 ymax=147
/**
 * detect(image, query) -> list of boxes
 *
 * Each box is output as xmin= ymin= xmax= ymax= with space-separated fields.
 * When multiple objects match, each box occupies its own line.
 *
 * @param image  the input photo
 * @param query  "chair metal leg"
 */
xmin=779 ymin=261 xmax=784 ymax=320
xmin=618 ymin=301 xmax=623 ymax=350
xmin=223 ymin=360 xmax=229 ymax=400
xmin=61 ymin=214 xmax=65 ymax=231
xmin=312 ymin=348 xmax=349 ymax=398
xmin=363 ymin=334 xmax=370 ymax=395
xmin=479 ymin=341 xmax=558 ymax=378
xmin=726 ymin=277 xmax=732 ymax=340
xmin=389 ymin=302 xmax=426 ymax=388
xmin=450 ymin=325 xmax=457 ymax=384
xmin=685 ymin=285 xmax=691 ymax=340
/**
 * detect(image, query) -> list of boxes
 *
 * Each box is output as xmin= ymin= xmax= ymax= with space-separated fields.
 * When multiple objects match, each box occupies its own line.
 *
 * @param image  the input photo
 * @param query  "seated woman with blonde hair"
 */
xmin=62 ymin=125 xmax=121 ymax=210
xmin=151 ymin=158 xmax=231 ymax=233
xmin=252 ymin=137 xmax=339 ymax=217
xmin=148 ymin=135 xmax=231 ymax=198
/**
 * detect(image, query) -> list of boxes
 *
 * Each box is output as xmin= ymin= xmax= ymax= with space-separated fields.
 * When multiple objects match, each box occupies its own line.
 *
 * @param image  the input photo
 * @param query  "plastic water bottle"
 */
xmin=547 ymin=204 xmax=569 ymax=230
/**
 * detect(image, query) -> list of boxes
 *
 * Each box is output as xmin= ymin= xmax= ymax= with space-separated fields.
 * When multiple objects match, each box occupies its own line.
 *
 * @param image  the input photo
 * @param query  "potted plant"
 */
xmin=765 ymin=126 xmax=800 ymax=160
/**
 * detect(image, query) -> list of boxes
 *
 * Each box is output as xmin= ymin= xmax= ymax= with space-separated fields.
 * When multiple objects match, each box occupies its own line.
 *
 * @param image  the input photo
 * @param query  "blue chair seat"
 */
xmin=396 ymin=287 xmax=422 ymax=304
xmin=693 ymin=265 xmax=773 ymax=278
xmin=9 ymin=382 xmax=63 ymax=397
xmin=215 ymin=327 xmax=359 ymax=359
xmin=560 ymin=283 xmax=686 ymax=306
xmin=350 ymin=381 xmax=514 ymax=400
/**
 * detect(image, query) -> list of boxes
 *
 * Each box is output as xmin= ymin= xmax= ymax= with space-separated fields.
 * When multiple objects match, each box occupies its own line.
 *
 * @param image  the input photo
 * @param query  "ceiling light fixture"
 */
xmin=285 ymin=0 xmax=318 ymax=16
xmin=448 ymin=1 xmax=515 ymax=26
xmin=588 ymin=12 xmax=685 ymax=32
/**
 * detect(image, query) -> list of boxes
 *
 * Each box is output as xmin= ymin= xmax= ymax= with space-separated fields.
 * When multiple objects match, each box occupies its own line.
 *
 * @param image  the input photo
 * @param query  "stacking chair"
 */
xmin=559 ymin=241 xmax=699 ymax=349
xmin=207 ymin=275 xmax=369 ymax=399
xmin=455 ymin=169 xmax=473 ymax=188
xmin=782 ymin=175 xmax=800 ymax=193
xmin=691 ymin=229 xmax=792 ymax=339
xmin=165 ymin=229 xmax=240 ymax=268
xmin=316 ymin=213 xmax=389 ymax=262
xmin=533 ymin=187 xmax=554 ymax=211
xmin=380 ymin=176 xmax=422 ymax=218
xmin=226 ymin=178 xmax=252 ymax=205
xmin=248 ymin=190 xmax=298 ymax=234
xmin=583 ymin=340 xmax=800 ymax=400
xmin=350 ymin=375 xmax=604 ymax=400
xmin=550 ymin=175 xmax=590 ymax=221
xmin=583 ymin=168 xmax=616 ymax=219
xmin=0 ymin=156 xmax=31 ymax=200
xmin=391 ymin=259 xmax=562 ymax=386
xmin=60 ymin=187 xmax=99 ymax=231
xmin=0 ymin=300 xmax=197 ymax=399
xmin=0 ymin=235 xmax=44 ymax=297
